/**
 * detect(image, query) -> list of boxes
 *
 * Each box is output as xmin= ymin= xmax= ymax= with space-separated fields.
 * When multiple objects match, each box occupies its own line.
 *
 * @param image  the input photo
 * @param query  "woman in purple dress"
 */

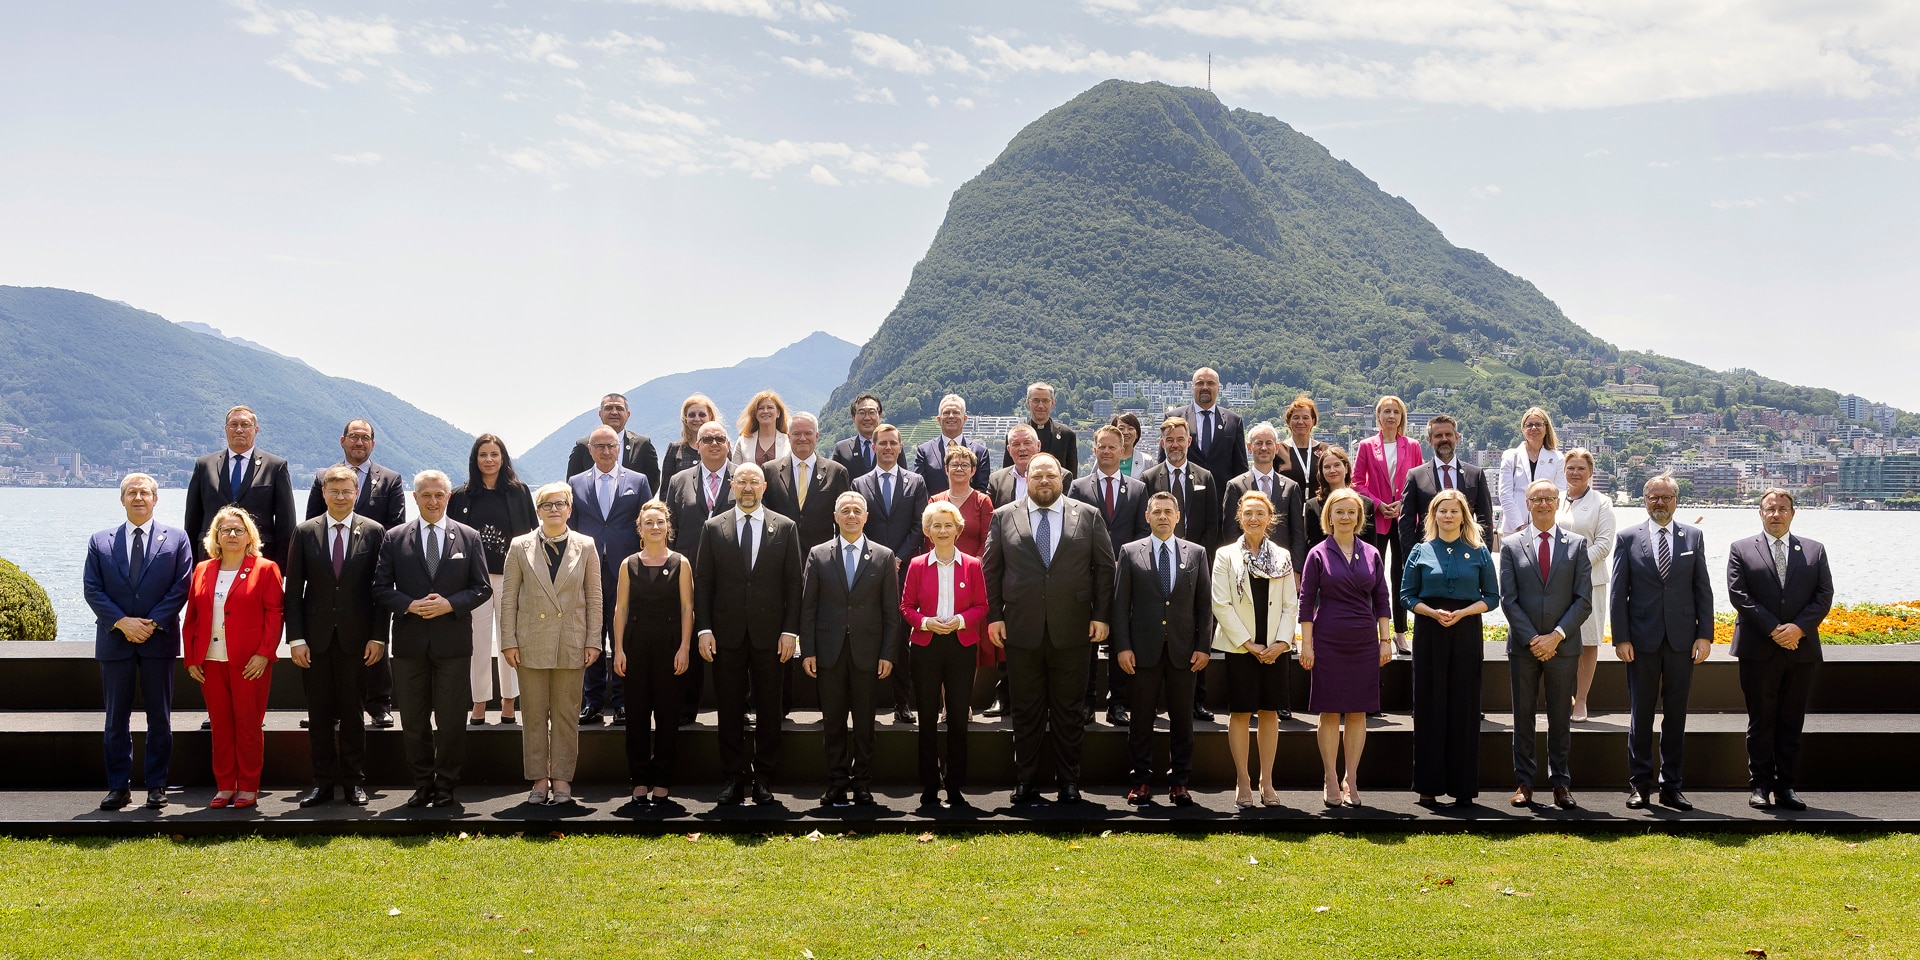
xmin=1298 ymin=487 xmax=1394 ymax=809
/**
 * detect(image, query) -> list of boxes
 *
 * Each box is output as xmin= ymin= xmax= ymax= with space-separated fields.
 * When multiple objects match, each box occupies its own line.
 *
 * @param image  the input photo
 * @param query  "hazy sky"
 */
xmin=4 ymin=1 xmax=1917 ymax=454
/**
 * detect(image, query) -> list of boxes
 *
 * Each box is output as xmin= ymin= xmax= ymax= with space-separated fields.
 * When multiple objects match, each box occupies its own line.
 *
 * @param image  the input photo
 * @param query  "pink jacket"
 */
xmin=1352 ymin=433 xmax=1424 ymax=536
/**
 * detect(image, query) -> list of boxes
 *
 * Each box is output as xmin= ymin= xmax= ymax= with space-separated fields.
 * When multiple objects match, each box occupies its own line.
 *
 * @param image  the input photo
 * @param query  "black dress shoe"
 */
xmin=751 ymin=781 xmax=776 ymax=805
xmin=679 ymin=711 xmax=699 ymax=726
xmin=1106 ymin=705 xmax=1131 ymax=727
xmin=612 ymin=708 xmax=627 ymax=727
xmin=145 ymin=788 xmax=169 ymax=809
xmin=367 ymin=711 xmax=394 ymax=729
xmin=1193 ymin=705 xmax=1215 ymax=722
xmin=919 ymin=789 xmax=942 ymax=808
xmin=469 ymin=715 xmax=489 ymax=726
xmin=1277 ymin=708 xmax=1293 ymax=721
xmin=1748 ymin=788 xmax=1774 ymax=809
xmin=1126 ymin=784 xmax=1152 ymax=806
xmin=428 ymin=789 xmax=459 ymax=808
xmin=852 ymin=787 xmax=876 ymax=806
xmin=1774 ymin=788 xmax=1808 ymax=811
xmin=345 ymin=786 xmax=370 ymax=806
xmin=100 ymin=789 xmax=133 ymax=810
xmin=299 ymin=718 xmax=310 ymax=728
xmin=1659 ymin=788 xmax=1693 ymax=812
xmin=1057 ymin=782 xmax=1083 ymax=804
xmin=820 ymin=786 xmax=850 ymax=807
xmin=404 ymin=788 xmax=432 ymax=808
xmin=946 ymin=788 xmax=970 ymax=808
xmin=1010 ymin=782 xmax=1045 ymax=806
xmin=578 ymin=705 xmax=603 ymax=725
xmin=1624 ymin=788 xmax=1650 ymax=809
xmin=716 ymin=779 xmax=745 ymax=805
xmin=1552 ymin=787 xmax=1578 ymax=810
xmin=296 ymin=785 xmax=336 ymax=808
xmin=894 ymin=705 xmax=916 ymax=724
xmin=982 ymin=701 xmax=1006 ymax=718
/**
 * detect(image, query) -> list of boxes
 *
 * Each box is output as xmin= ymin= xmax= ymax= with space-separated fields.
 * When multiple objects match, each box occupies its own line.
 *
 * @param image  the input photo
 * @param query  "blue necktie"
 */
xmin=843 ymin=540 xmax=858 ymax=588
xmin=1036 ymin=508 xmax=1053 ymax=568
xmin=1158 ymin=541 xmax=1173 ymax=596
xmin=130 ymin=527 xmax=146 ymax=584
xmin=229 ymin=454 xmax=245 ymax=501
xmin=881 ymin=470 xmax=894 ymax=513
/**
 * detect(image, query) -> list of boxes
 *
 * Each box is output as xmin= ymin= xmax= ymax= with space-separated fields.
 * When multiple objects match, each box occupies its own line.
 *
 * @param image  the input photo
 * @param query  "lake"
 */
xmin=4 ymin=488 xmax=1918 ymax=640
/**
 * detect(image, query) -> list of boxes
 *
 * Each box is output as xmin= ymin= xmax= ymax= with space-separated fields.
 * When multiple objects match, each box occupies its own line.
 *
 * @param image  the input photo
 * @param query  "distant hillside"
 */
xmin=518 ymin=331 xmax=860 ymax=484
xmin=0 ymin=287 xmax=475 ymax=485
xmin=176 ymin=320 xmax=315 ymax=369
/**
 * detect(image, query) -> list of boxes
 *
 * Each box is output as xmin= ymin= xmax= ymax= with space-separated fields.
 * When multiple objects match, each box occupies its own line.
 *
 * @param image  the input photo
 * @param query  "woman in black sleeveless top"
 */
xmin=613 ymin=500 xmax=694 ymax=809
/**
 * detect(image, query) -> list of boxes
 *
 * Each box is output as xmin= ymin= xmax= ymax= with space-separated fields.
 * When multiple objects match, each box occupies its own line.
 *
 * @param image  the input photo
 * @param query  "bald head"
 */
xmin=588 ymin=425 xmax=621 ymax=472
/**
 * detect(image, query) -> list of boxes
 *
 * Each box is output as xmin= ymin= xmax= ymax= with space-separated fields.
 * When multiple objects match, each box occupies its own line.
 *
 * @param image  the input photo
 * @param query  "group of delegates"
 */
xmin=81 ymin=379 xmax=1835 ymax=816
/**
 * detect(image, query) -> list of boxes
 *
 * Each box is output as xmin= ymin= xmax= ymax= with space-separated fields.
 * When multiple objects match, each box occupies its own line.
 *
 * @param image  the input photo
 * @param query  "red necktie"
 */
xmin=1441 ymin=464 xmax=1453 ymax=490
xmin=1538 ymin=531 xmax=1552 ymax=583
xmin=332 ymin=522 xmax=346 ymax=578
xmin=1103 ymin=477 xmax=1116 ymax=520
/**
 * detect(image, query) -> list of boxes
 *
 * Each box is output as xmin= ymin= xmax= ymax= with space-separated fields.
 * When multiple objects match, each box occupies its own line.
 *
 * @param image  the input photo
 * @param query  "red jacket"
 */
xmin=899 ymin=550 xmax=988 ymax=647
xmin=182 ymin=555 xmax=284 ymax=666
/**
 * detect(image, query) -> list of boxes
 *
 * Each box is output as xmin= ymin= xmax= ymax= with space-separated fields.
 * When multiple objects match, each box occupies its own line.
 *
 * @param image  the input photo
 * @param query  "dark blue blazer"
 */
xmin=1610 ymin=519 xmax=1715 ymax=653
xmin=1727 ymin=533 xmax=1833 ymax=663
xmin=82 ymin=522 xmax=193 ymax=660
xmin=912 ymin=435 xmax=990 ymax=497
xmin=567 ymin=465 xmax=652 ymax=575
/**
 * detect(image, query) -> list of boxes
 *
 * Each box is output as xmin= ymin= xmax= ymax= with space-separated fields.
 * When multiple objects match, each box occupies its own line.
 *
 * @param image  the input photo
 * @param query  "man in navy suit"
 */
xmin=1611 ymin=474 xmax=1715 ymax=811
xmin=1398 ymin=414 xmax=1494 ymax=553
xmin=1005 ymin=382 xmax=1079 ymax=478
xmin=800 ymin=492 xmax=903 ymax=806
xmin=852 ymin=423 xmax=928 ymax=721
xmin=1172 ymin=367 xmax=1248 ymax=496
xmin=183 ymin=404 xmax=297 ymax=566
xmin=1068 ymin=425 xmax=1149 ymax=726
xmin=912 ymin=393 xmax=990 ymax=494
xmin=1112 ymin=493 xmax=1212 ymax=806
xmin=1727 ymin=488 xmax=1834 ymax=811
xmin=569 ymin=425 xmax=654 ymax=726
xmin=830 ymin=393 xmax=885 ymax=480
xmin=82 ymin=473 xmax=193 ymax=811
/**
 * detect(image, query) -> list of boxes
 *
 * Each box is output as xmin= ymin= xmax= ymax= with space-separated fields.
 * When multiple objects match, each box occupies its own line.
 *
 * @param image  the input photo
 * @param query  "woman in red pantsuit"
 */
xmin=182 ymin=505 xmax=283 ymax=809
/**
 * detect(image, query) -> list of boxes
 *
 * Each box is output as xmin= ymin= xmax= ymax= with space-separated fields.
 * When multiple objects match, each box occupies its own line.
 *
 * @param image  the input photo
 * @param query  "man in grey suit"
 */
xmin=1498 ymin=479 xmax=1592 ymax=810
xmin=372 ymin=470 xmax=494 ymax=809
xmin=801 ymin=492 xmax=903 ymax=807
xmin=570 ymin=425 xmax=654 ymax=726
xmin=852 ymin=423 xmax=927 ymax=721
xmin=1611 ymin=473 xmax=1715 ymax=811
xmin=1112 ymin=493 xmax=1212 ymax=806
xmin=983 ymin=454 xmax=1117 ymax=806
xmin=664 ymin=420 xmax=735 ymax=724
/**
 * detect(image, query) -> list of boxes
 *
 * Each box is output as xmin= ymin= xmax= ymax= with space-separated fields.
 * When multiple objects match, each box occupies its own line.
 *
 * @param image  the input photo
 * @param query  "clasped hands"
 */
xmin=1614 ymin=637 xmax=1714 ymax=665
xmin=186 ymin=654 xmax=271 ymax=683
xmin=114 ymin=617 xmax=156 ymax=643
xmin=406 ymin=594 xmax=455 ymax=619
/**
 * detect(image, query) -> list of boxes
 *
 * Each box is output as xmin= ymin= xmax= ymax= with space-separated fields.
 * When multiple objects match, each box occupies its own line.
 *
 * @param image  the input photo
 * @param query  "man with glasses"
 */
xmin=831 ymin=394 xmax=885 ymax=480
xmin=301 ymin=418 xmax=406 ymax=729
xmin=570 ymin=425 xmax=654 ymax=726
xmin=664 ymin=421 xmax=737 ymax=726
xmin=912 ymin=394 xmax=991 ymax=495
xmin=1727 ymin=489 xmax=1832 ymax=811
xmin=1498 ymin=479 xmax=1592 ymax=811
xmin=566 ymin=393 xmax=661 ymax=494
xmin=184 ymin=404 xmax=297 ymax=566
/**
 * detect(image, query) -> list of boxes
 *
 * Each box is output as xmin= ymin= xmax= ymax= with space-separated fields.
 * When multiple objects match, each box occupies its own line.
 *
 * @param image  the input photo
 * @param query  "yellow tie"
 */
xmin=796 ymin=461 xmax=810 ymax=509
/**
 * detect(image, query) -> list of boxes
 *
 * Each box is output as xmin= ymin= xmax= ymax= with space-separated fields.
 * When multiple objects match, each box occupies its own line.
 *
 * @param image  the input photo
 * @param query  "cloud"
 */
xmin=807 ymin=163 xmax=842 ymax=185
xmin=954 ymin=96 xmax=975 ymax=109
xmin=640 ymin=57 xmax=698 ymax=84
xmin=599 ymin=0 xmax=848 ymax=22
xmin=781 ymin=55 xmax=854 ymax=80
xmin=848 ymin=31 xmax=977 ymax=76
xmin=1583 ymin=148 xmax=1609 ymax=157
xmin=854 ymin=85 xmax=896 ymax=104
xmin=583 ymin=30 xmax=667 ymax=54
xmin=1468 ymin=183 xmax=1501 ymax=198
xmin=420 ymin=32 xmax=474 ymax=56
xmin=331 ymin=151 xmax=384 ymax=165
xmin=764 ymin=26 xmax=819 ymax=45
xmin=230 ymin=0 xmax=399 ymax=65
xmin=1648 ymin=160 xmax=1679 ymax=168
xmin=388 ymin=68 xmax=432 ymax=94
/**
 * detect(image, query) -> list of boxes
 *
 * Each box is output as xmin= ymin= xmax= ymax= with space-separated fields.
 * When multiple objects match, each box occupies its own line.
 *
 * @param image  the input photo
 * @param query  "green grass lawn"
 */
xmin=4 ymin=832 xmax=1915 ymax=958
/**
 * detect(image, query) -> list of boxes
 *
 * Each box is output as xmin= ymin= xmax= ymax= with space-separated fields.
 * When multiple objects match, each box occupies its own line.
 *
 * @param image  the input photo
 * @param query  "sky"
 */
xmin=3 ymin=0 xmax=1917 ymax=455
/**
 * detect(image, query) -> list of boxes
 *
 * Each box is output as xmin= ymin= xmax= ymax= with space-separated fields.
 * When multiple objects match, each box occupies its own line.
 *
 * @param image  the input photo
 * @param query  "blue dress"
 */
xmin=1298 ymin=538 xmax=1393 ymax=714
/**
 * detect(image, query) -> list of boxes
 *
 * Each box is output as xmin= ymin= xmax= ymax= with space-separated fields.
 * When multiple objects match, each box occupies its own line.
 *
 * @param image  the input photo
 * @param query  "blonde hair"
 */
xmin=1422 ymin=488 xmax=1484 ymax=549
xmin=201 ymin=505 xmax=262 ymax=557
xmin=1374 ymin=395 xmax=1408 ymax=435
xmin=1563 ymin=446 xmax=1594 ymax=470
xmin=1521 ymin=407 xmax=1559 ymax=451
xmin=921 ymin=499 xmax=965 ymax=532
xmin=737 ymin=390 xmax=790 ymax=438
xmin=1320 ymin=487 xmax=1367 ymax=534
xmin=534 ymin=481 xmax=572 ymax=506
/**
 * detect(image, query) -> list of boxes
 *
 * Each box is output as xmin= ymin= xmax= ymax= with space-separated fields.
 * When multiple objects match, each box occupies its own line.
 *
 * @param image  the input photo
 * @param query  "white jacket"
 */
xmin=1497 ymin=446 xmax=1567 ymax=535
xmin=1210 ymin=539 xmax=1299 ymax=654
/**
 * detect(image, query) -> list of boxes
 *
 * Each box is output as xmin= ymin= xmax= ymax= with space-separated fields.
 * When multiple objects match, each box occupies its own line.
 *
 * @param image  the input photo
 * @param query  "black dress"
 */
xmin=622 ymin=552 xmax=686 ymax=788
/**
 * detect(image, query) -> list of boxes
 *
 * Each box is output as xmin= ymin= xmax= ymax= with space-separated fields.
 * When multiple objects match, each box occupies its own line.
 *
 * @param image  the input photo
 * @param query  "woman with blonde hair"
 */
xmin=1498 ymin=407 xmax=1566 ymax=536
xmin=731 ymin=390 xmax=791 ymax=466
xmin=1352 ymin=396 xmax=1421 ymax=656
xmin=613 ymin=498 xmax=694 ymax=808
xmin=1401 ymin=488 xmax=1499 ymax=807
xmin=182 ymin=505 xmax=282 ymax=809
xmin=1298 ymin=487 xmax=1394 ymax=808
xmin=499 ymin=482 xmax=602 ymax=806
xmin=1211 ymin=490 xmax=1298 ymax=809
xmin=662 ymin=394 xmax=721 ymax=487
xmin=1555 ymin=447 xmax=1615 ymax=722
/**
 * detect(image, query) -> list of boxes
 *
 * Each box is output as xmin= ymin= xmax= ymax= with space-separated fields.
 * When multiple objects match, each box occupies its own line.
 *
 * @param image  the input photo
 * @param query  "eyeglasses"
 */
xmin=343 ymin=433 xmax=374 ymax=442
xmin=698 ymin=437 xmax=729 ymax=444
xmin=1526 ymin=496 xmax=1558 ymax=504
xmin=216 ymin=527 xmax=249 ymax=537
xmin=588 ymin=443 xmax=619 ymax=451
xmin=536 ymin=501 xmax=569 ymax=511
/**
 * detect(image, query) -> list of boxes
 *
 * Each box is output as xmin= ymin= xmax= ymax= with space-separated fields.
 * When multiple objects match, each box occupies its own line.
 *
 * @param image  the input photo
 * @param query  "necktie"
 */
xmin=796 ymin=461 xmax=810 ymax=509
xmin=356 ymin=465 xmax=370 ymax=507
xmin=1035 ymin=507 xmax=1053 ymax=568
xmin=881 ymin=470 xmax=894 ymax=513
xmin=1172 ymin=469 xmax=1186 ymax=510
xmin=1773 ymin=538 xmax=1788 ymax=586
xmin=1158 ymin=541 xmax=1173 ymax=596
xmin=1259 ymin=474 xmax=1271 ymax=499
xmin=331 ymin=522 xmax=346 ymax=578
xmin=599 ymin=473 xmax=614 ymax=520
xmin=1657 ymin=526 xmax=1671 ymax=580
xmin=1441 ymin=464 xmax=1453 ymax=490
xmin=129 ymin=527 xmax=146 ymax=584
xmin=1103 ymin=477 xmax=1116 ymax=520
xmin=862 ymin=438 xmax=872 ymax=469
xmin=425 ymin=524 xmax=441 ymax=579
xmin=1538 ymin=531 xmax=1552 ymax=583
xmin=842 ymin=540 xmax=857 ymax=588
xmin=1202 ymin=410 xmax=1214 ymax=454
xmin=707 ymin=470 xmax=721 ymax=510
xmin=229 ymin=454 xmax=246 ymax=501
xmin=739 ymin=514 xmax=755 ymax=569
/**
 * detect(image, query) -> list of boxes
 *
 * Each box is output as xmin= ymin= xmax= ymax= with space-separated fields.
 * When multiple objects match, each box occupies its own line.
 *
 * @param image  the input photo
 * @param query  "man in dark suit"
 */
xmin=1727 ymin=488 xmax=1834 ymax=811
xmin=695 ymin=462 xmax=804 ymax=805
xmin=372 ymin=470 xmax=494 ymax=808
xmin=1219 ymin=421 xmax=1308 ymax=571
xmin=1611 ymin=474 xmax=1715 ymax=811
xmin=988 ymin=424 xmax=1041 ymax=508
xmin=1398 ymin=414 xmax=1494 ymax=553
xmin=565 ymin=392 xmax=661 ymax=494
xmin=664 ymin=420 xmax=735 ymax=724
xmin=1172 ymin=367 xmax=1248 ymax=495
xmin=570 ymin=425 xmax=654 ymax=726
xmin=1278 ymin=395 xmax=1334 ymax=502
xmin=983 ymin=453 xmax=1118 ymax=806
xmin=912 ymin=393 xmax=991 ymax=494
xmin=1003 ymin=381 xmax=1078 ymax=477
xmin=184 ymin=404 xmax=297 ymax=566
xmin=1139 ymin=415 xmax=1217 ymax=549
xmin=1067 ymin=425 xmax=1149 ymax=726
xmin=763 ymin=413 xmax=852 ymax=553
xmin=1112 ymin=492 xmax=1212 ymax=806
xmin=301 ymin=417 xmax=406 ymax=730
xmin=284 ymin=465 xmax=389 ymax=807
xmin=830 ymin=393 xmax=885 ymax=480
xmin=853 ymin=423 xmax=928 ymax=720
xmin=1498 ymin=479 xmax=1593 ymax=811
xmin=801 ymin=492 xmax=903 ymax=806
xmin=81 ymin=473 xmax=193 ymax=811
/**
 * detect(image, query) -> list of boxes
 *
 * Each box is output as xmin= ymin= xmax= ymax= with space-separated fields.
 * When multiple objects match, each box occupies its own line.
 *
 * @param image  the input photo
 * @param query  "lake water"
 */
xmin=4 ymin=488 xmax=1919 ymax=639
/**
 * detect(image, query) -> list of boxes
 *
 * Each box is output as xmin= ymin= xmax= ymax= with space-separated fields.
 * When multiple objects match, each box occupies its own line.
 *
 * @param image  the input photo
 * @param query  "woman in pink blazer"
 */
xmin=899 ymin=500 xmax=989 ymax=809
xmin=1351 ymin=395 xmax=1423 ymax=655
xmin=181 ymin=506 xmax=283 ymax=809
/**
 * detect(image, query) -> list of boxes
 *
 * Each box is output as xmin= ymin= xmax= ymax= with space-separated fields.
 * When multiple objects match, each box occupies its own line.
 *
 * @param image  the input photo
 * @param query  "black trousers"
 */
xmin=1085 ymin=644 xmax=1130 ymax=712
xmin=622 ymin=635 xmax=682 ymax=788
xmin=1008 ymin=635 xmax=1089 ymax=785
xmin=581 ymin=584 xmax=626 ymax=714
xmin=714 ymin=642 xmax=785 ymax=781
xmin=1510 ymin=650 xmax=1576 ymax=789
xmin=678 ymin=654 xmax=705 ymax=722
xmin=392 ymin=652 xmax=471 ymax=789
xmin=817 ymin=649 xmax=878 ymax=789
xmin=302 ymin=635 xmax=368 ymax=787
xmin=1739 ymin=655 xmax=1817 ymax=791
xmin=911 ymin=636 xmax=975 ymax=791
xmin=1411 ymin=608 xmax=1482 ymax=798
xmin=1127 ymin=651 xmax=1198 ymax=786
xmin=361 ymin=653 xmax=393 ymax=716
xmin=1365 ymin=529 xmax=1411 ymax=633
xmin=1625 ymin=643 xmax=1696 ymax=791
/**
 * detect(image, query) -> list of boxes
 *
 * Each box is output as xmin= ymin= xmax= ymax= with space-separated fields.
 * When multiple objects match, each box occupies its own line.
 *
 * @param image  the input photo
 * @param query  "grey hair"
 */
xmin=938 ymin=393 xmax=967 ymax=415
xmin=413 ymin=469 xmax=452 ymax=491
xmin=119 ymin=473 xmax=158 ymax=494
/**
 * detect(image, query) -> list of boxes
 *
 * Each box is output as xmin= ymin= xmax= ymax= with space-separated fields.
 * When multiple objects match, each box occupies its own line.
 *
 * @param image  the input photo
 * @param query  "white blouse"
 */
xmin=207 ymin=567 xmax=239 ymax=662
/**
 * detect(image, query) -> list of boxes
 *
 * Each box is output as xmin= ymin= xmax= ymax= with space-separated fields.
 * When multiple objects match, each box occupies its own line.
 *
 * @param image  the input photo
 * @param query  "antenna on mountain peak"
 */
xmin=1207 ymin=53 xmax=1212 ymax=92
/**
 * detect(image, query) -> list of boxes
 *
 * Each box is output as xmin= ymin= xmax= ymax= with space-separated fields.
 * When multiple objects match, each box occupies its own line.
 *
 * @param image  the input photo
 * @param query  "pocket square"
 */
xmin=451 ymin=552 xmax=466 ymax=559
xmin=1679 ymin=550 xmax=1694 ymax=557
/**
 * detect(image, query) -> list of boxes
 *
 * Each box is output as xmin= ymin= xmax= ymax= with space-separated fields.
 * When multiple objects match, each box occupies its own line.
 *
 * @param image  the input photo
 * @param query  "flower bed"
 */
xmin=1474 ymin=601 xmax=1920 ymax=648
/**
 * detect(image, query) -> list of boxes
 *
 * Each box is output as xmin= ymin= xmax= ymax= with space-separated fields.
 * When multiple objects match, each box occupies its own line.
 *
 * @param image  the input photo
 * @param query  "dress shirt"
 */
xmin=1249 ymin=467 xmax=1278 ymax=497
xmin=420 ymin=519 xmax=446 ymax=561
xmin=121 ymin=519 xmax=156 ymax=567
xmin=1431 ymin=456 xmax=1462 ymax=490
xmin=1012 ymin=468 xmax=1028 ymax=503
xmin=289 ymin=516 xmax=355 ymax=649
xmin=1769 ymin=534 xmax=1791 ymax=582
xmin=701 ymin=465 xmax=727 ymax=509
xmin=1024 ymin=498 xmax=1062 ymax=561
xmin=594 ymin=468 xmax=618 ymax=519
xmin=1527 ymin=523 xmax=1566 ymax=637
xmin=1150 ymin=532 xmax=1178 ymax=577
xmin=836 ymin=534 xmax=866 ymax=581
xmin=1384 ymin=443 xmax=1399 ymax=482
xmin=1399 ymin=534 xmax=1499 ymax=608
xmin=1095 ymin=469 xmax=1122 ymax=511
xmin=924 ymin=551 xmax=963 ymax=628
xmin=733 ymin=506 xmax=766 ymax=560
xmin=792 ymin=455 xmax=820 ymax=501
xmin=208 ymin=567 xmax=239 ymax=662
xmin=344 ymin=460 xmax=371 ymax=496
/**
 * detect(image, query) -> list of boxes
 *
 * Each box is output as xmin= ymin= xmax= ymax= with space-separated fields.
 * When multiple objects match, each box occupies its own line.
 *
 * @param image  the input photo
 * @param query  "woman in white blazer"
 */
xmin=1497 ymin=407 xmax=1567 ymax=536
xmin=1555 ymin=448 xmax=1615 ymax=722
xmin=729 ymin=389 xmax=791 ymax=467
xmin=1211 ymin=490 xmax=1299 ymax=809
xmin=500 ymin=482 xmax=603 ymax=806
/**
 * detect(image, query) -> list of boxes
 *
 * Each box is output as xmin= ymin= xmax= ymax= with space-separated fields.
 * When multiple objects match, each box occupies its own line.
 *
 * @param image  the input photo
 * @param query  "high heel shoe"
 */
xmin=232 ymin=792 xmax=257 ymax=809
xmin=1341 ymin=784 xmax=1362 ymax=809
xmin=1261 ymin=791 xmax=1283 ymax=807
xmin=209 ymin=792 xmax=234 ymax=809
xmin=1322 ymin=780 xmax=1341 ymax=808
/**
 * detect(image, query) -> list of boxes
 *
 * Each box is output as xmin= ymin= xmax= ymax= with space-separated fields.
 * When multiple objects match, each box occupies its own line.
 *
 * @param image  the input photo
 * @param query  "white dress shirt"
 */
xmin=207 ymin=567 xmax=239 ymax=662
xmin=791 ymin=454 xmax=820 ymax=500
xmin=732 ymin=506 xmax=766 ymax=559
xmin=594 ymin=468 xmax=619 ymax=519
xmin=1024 ymin=498 xmax=1062 ymax=560
xmin=924 ymin=551 xmax=963 ymax=629
xmin=420 ymin=519 xmax=446 ymax=562
xmin=121 ymin=519 xmax=156 ymax=567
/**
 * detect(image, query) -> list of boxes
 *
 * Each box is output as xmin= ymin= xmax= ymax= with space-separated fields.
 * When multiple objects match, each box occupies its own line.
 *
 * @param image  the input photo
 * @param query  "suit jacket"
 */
xmin=852 ymin=466 xmax=929 ymax=561
xmin=303 ymin=460 xmax=407 ymax=529
xmin=831 ymin=435 xmax=879 ymax=480
xmin=1111 ymin=535 xmax=1213 ymax=669
xmin=499 ymin=529 xmax=602 ymax=670
xmin=1208 ymin=539 xmax=1299 ymax=654
xmin=184 ymin=448 xmax=298 ymax=565
xmin=1067 ymin=471 xmax=1150 ymax=558
xmin=1497 ymin=446 xmax=1569 ymax=536
xmin=82 ymin=522 xmax=193 ymax=660
xmin=900 ymin=551 xmax=989 ymax=647
xmin=1397 ymin=460 xmax=1495 ymax=553
xmin=1003 ymin=419 xmax=1079 ymax=477
xmin=372 ymin=518 xmax=494 ymax=659
xmin=1172 ymin=403 xmax=1248 ymax=489
xmin=1727 ymin=533 xmax=1833 ymax=663
xmin=664 ymin=461 xmax=734 ymax=568
xmin=1137 ymin=460 xmax=1218 ymax=549
xmin=912 ymin=435 xmax=990 ymax=496
xmin=1220 ymin=470 xmax=1308 ymax=571
xmin=567 ymin=429 xmax=660 ymax=494
xmin=1278 ymin=438 xmax=1333 ymax=502
xmin=283 ymin=513 xmax=390 ymax=653
xmin=568 ymin=465 xmax=652 ymax=577
xmin=693 ymin=509 xmax=804 ymax=651
xmin=1353 ymin=433 xmax=1422 ymax=537
xmin=181 ymin=555 xmax=285 ymax=667
xmin=1498 ymin=527 xmax=1593 ymax=657
xmin=987 ymin=465 xmax=1026 ymax=510
xmin=800 ymin=538 xmax=903 ymax=670
xmin=981 ymin=498 xmax=1117 ymax=649
xmin=762 ymin=455 xmax=853 ymax=551
xmin=1610 ymin=519 xmax=1714 ymax=653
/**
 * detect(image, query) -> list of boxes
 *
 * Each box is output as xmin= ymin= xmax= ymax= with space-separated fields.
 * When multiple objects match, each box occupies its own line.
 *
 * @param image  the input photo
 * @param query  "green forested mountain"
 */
xmin=824 ymin=81 xmax=1874 ymax=449
xmin=0 ymin=286 xmax=475 ymax=484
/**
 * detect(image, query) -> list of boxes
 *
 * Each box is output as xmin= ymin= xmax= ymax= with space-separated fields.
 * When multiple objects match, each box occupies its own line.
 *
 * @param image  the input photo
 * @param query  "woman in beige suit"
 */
xmin=501 ymin=481 xmax=603 ymax=805
xmin=1211 ymin=491 xmax=1299 ymax=809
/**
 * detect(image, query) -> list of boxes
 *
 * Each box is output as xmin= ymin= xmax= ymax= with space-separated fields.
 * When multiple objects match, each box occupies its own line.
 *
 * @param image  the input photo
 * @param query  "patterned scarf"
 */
xmin=1236 ymin=535 xmax=1292 ymax=602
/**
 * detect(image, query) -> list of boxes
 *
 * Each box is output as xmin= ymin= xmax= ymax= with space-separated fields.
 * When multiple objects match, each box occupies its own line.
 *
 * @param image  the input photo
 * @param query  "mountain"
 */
xmin=824 ymin=80 xmax=1868 ymax=451
xmin=176 ymin=320 xmax=315 ymax=368
xmin=517 ymin=331 xmax=860 ymax=485
xmin=0 ymin=286 xmax=475 ymax=485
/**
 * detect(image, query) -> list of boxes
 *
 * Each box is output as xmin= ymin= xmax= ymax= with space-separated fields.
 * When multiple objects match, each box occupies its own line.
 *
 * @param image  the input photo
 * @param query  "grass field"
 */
xmin=4 ymin=831 xmax=1915 ymax=958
